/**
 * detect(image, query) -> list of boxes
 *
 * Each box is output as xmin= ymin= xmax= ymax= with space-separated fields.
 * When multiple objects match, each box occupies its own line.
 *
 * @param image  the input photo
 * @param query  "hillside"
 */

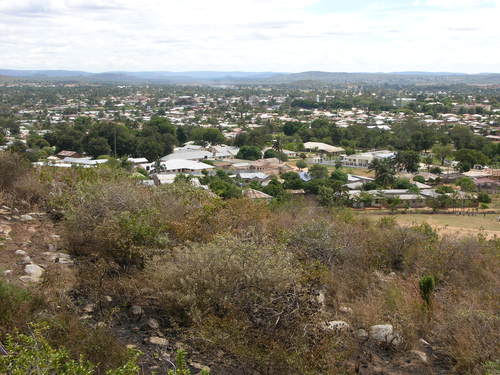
xmin=1 ymin=69 xmax=500 ymax=86
xmin=0 ymin=152 xmax=498 ymax=374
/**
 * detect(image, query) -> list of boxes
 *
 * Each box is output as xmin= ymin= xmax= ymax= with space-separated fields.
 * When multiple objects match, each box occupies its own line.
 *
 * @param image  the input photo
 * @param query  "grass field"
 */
xmin=363 ymin=212 xmax=500 ymax=238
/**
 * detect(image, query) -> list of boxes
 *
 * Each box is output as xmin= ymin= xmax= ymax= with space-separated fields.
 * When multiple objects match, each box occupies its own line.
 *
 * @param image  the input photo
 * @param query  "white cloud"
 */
xmin=0 ymin=0 xmax=498 ymax=72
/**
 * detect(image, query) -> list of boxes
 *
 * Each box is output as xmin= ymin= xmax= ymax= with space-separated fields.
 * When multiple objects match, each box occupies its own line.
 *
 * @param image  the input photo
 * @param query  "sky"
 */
xmin=0 ymin=0 xmax=499 ymax=73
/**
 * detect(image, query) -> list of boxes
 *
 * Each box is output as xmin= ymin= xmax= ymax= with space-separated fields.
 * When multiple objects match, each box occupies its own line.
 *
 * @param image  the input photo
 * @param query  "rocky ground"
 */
xmin=0 ymin=205 xmax=453 ymax=374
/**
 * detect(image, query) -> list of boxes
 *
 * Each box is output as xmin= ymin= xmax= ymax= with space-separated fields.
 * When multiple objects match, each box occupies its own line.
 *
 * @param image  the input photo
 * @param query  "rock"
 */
xmin=339 ymin=306 xmax=353 ymax=314
xmin=20 ymin=256 xmax=32 ymax=265
xmin=104 ymin=295 xmax=113 ymax=303
xmin=356 ymin=329 xmax=369 ymax=339
xmin=20 ymin=275 xmax=35 ymax=283
xmin=130 ymin=305 xmax=143 ymax=316
xmin=191 ymin=362 xmax=210 ymax=373
xmin=82 ymin=303 xmax=95 ymax=313
xmin=369 ymin=324 xmax=403 ymax=346
xmin=15 ymin=249 xmax=27 ymax=256
xmin=24 ymin=264 xmax=44 ymax=282
xmin=126 ymin=344 xmax=137 ymax=349
xmin=410 ymin=350 xmax=428 ymax=364
xmin=50 ymin=234 xmax=61 ymax=240
xmin=3 ymin=270 xmax=12 ymax=276
xmin=317 ymin=290 xmax=326 ymax=305
xmin=324 ymin=320 xmax=350 ymax=332
xmin=147 ymin=336 xmax=168 ymax=346
xmin=19 ymin=214 xmax=34 ymax=221
xmin=79 ymin=314 xmax=92 ymax=320
xmin=48 ymin=244 xmax=57 ymax=252
xmin=147 ymin=318 xmax=160 ymax=330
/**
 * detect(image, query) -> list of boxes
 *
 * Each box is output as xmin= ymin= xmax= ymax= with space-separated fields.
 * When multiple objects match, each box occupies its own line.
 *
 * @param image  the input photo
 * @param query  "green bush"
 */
xmin=0 ymin=324 xmax=140 ymax=375
xmin=419 ymin=275 xmax=435 ymax=308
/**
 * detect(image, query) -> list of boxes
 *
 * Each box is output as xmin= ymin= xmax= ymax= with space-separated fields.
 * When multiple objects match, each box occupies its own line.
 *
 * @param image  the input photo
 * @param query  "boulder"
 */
xmin=369 ymin=324 xmax=403 ymax=346
xmin=19 ymin=214 xmax=34 ymax=221
xmin=82 ymin=303 xmax=95 ymax=313
xmin=356 ymin=329 xmax=369 ymax=339
xmin=147 ymin=318 xmax=160 ymax=330
xmin=324 ymin=320 xmax=350 ymax=332
xmin=20 ymin=256 xmax=32 ymax=265
xmin=24 ymin=264 xmax=44 ymax=282
xmin=15 ymin=249 xmax=27 ymax=256
xmin=147 ymin=336 xmax=168 ymax=346
xmin=130 ymin=305 xmax=143 ymax=316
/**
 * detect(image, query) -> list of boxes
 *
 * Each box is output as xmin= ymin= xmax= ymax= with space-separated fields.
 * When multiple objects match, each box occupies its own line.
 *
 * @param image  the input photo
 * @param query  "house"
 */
xmin=304 ymin=142 xmax=344 ymax=155
xmin=341 ymin=150 xmax=395 ymax=168
xmin=473 ymin=177 xmax=500 ymax=193
xmin=157 ymin=159 xmax=214 ymax=174
xmin=243 ymin=188 xmax=273 ymax=200
xmin=249 ymin=158 xmax=291 ymax=175
xmin=56 ymin=150 xmax=82 ymax=159
xmin=160 ymin=144 xmax=239 ymax=162
xmin=127 ymin=157 xmax=149 ymax=165
xmin=237 ymin=172 xmax=269 ymax=181
xmin=60 ymin=157 xmax=108 ymax=167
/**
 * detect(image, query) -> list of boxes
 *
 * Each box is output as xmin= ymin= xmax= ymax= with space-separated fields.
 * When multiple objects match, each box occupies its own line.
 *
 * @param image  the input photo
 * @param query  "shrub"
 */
xmin=0 ymin=279 xmax=43 ymax=333
xmin=0 ymin=324 xmax=140 ymax=375
xmin=145 ymin=235 xmax=342 ymax=374
xmin=419 ymin=275 xmax=435 ymax=308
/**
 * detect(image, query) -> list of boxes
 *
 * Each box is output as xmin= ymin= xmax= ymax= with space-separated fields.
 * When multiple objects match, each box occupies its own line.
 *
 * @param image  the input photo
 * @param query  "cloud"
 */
xmin=0 ymin=0 xmax=498 ymax=72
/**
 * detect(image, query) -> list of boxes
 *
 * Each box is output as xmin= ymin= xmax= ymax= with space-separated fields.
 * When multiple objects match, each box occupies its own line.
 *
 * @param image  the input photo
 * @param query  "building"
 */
xmin=341 ymin=150 xmax=395 ymax=168
xmin=304 ymin=142 xmax=344 ymax=155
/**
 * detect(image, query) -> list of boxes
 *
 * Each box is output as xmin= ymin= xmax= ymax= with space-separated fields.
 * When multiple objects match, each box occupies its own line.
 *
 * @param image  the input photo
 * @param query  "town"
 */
xmin=1 ymin=81 xmax=499 ymax=218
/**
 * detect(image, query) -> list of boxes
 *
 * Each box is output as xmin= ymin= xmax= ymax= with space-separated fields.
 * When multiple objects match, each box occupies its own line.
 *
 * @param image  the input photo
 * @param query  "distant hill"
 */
xmin=1 ymin=69 xmax=499 ymax=86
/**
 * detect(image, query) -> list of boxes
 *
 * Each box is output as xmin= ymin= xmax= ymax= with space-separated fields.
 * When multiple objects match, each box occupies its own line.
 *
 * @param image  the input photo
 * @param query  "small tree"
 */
xmin=419 ymin=275 xmax=435 ymax=309
xmin=296 ymin=159 xmax=307 ymax=170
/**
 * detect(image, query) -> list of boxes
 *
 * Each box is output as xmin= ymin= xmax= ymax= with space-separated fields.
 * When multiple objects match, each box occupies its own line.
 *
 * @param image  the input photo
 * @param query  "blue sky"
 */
xmin=0 ymin=0 xmax=499 ymax=73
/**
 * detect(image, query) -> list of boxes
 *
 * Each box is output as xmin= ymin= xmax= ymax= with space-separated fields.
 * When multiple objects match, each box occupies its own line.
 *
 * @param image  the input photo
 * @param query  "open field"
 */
xmin=363 ymin=212 xmax=500 ymax=239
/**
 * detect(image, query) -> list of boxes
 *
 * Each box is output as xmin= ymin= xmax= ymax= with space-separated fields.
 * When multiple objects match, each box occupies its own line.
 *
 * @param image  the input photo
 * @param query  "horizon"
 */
xmin=2 ymin=69 xmax=500 ymax=75
xmin=1 ymin=0 xmax=499 ymax=73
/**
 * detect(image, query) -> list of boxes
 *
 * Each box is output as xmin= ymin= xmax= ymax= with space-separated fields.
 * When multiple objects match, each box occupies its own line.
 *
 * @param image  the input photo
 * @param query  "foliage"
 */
xmin=236 ymin=145 xmax=262 ymax=160
xmin=167 ymin=350 xmax=209 ymax=375
xmin=0 ymin=325 xmax=140 ymax=375
xmin=419 ymin=275 xmax=435 ymax=308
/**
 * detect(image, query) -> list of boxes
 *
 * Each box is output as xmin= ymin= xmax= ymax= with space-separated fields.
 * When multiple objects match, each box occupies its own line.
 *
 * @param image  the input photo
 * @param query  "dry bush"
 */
xmin=0 ymin=152 xmax=49 ymax=209
xmin=144 ymin=235 xmax=348 ymax=374
xmin=0 ymin=279 xmax=45 ymax=334
xmin=44 ymin=313 xmax=133 ymax=374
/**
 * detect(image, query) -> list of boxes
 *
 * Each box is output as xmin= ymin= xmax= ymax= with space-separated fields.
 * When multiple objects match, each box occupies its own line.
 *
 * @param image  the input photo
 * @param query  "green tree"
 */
xmin=84 ymin=136 xmax=112 ymax=158
xmin=432 ymin=144 xmax=454 ymax=166
xmin=296 ymin=159 xmax=307 ymax=170
xmin=369 ymin=159 xmax=396 ymax=188
xmin=394 ymin=151 xmax=421 ymax=173
xmin=236 ymin=146 xmax=262 ymax=160
xmin=308 ymin=164 xmax=329 ymax=180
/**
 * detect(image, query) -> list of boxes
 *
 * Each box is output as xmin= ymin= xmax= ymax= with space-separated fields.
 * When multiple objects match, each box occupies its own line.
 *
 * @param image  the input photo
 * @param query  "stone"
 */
xmin=324 ymin=320 xmax=350 ymax=332
xmin=126 ymin=344 xmax=137 ymax=349
xmin=190 ymin=362 xmax=210 ymax=373
xmin=104 ymin=295 xmax=113 ymax=302
xmin=356 ymin=329 xmax=369 ymax=339
xmin=19 ymin=214 xmax=34 ymax=221
xmin=410 ymin=350 xmax=428 ymax=364
xmin=23 ymin=264 xmax=44 ymax=282
xmin=82 ymin=303 xmax=95 ymax=313
xmin=369 ymin=324 xmax=403 ymax=346
xmin=130 ymin=305 xmax=143 ymax=316
xmin=79 ymin=314 xmax=92 ymax=320
xmin=147 ymin=318 xmax=160 ymax=330
xmin=147 ymin=336 xmax=168 ymax=346
xmin=48 ymin=244 xmax=57 ymax=252
xmin=20 ymin=275 xmax=35 ymax=283
xmin=339 ymin=306 xmax=353 ymax=314
xmin=3 ymin=270 xmax=12 ymax=276
xmin=20 ymin=256 xmax=32 ymax=265
xmin=15 ymin=249 xmax=27 ymax=256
